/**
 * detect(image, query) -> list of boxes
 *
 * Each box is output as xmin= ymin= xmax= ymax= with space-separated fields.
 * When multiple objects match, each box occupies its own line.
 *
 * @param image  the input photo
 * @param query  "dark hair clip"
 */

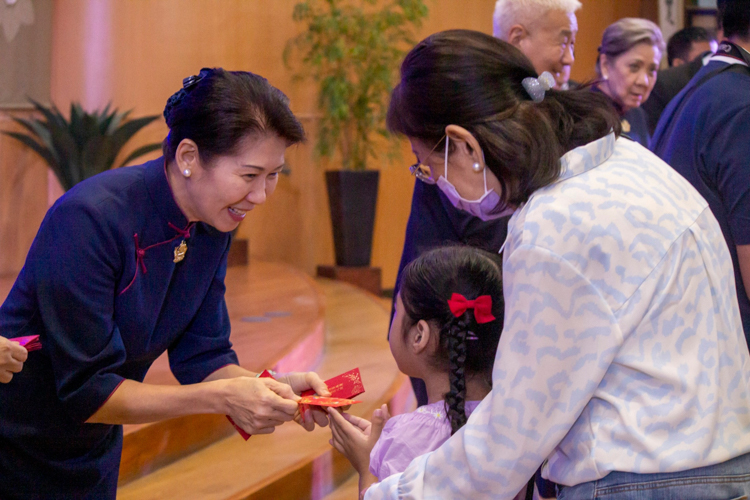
xmin=182 ymin=75 xmax=201 ymax=89
xmin=182 ymin=68 xmax=212 ymax=90
xmin=167 ymin=68 xmax=213 ymax=121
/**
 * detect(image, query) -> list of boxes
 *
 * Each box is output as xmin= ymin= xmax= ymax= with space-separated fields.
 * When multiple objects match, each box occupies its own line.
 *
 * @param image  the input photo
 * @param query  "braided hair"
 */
xmin=399 ymin=246 xmax=504 ymax=435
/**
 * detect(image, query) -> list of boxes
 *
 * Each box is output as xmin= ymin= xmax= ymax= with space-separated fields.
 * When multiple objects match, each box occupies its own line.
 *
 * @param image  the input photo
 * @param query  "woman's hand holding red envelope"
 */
xmin=221 ymin=376 xmax=301 ymax=435
xmin=277 ymin=371 xmax=332 ymax=431
xmin=0 ymin=336 xmax=28 ymax=383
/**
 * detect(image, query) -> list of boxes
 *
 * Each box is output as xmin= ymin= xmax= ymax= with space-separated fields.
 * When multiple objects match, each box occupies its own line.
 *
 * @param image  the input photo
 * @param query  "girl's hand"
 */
xmin=221 ymin=376 xmax=299 ymax=435
xmin=279 ymin=371 xmax=331 ymax=431
xmin=327 ymin=404 xmax=390 ymax=476
xmin=0 ymin=337 xmax=28 ymax=384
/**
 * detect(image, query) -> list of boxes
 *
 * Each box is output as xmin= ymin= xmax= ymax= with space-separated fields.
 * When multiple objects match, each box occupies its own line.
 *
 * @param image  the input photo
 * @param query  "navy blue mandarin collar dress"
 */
xmin=0 ymin=157 xmax=239 ymax=499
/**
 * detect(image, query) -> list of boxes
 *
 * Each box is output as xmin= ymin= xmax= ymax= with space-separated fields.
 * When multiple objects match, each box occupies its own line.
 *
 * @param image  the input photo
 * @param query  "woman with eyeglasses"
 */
xmin=0 ymin=68 xmax=330 ymax=500
xmin=362 ymin=29 xmax=750 ymax=500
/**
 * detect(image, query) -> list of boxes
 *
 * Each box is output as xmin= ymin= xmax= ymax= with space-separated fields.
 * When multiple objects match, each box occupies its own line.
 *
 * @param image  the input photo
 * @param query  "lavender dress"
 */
xmin=369 ymin=400 xmax=481 ymax=480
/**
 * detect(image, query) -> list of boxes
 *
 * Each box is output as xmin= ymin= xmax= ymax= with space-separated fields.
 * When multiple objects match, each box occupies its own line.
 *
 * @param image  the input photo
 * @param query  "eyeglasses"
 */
xmin=408 ymin=136 xmax=444 ymax=185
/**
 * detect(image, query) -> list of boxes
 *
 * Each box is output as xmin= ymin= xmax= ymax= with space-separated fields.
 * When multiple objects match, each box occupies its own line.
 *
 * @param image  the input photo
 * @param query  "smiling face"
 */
xmin=175 ymin=133 xmax=287 ymax=232
xmin=515 ymin=9 xmax=578 ymax=89
xmin=601 ymin=42 xmax=661 ymax=112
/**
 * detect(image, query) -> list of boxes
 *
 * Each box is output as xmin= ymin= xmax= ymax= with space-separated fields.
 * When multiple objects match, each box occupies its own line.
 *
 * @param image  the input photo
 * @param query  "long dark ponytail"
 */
xmin=399 ymin=246 xmax=504 ymax=434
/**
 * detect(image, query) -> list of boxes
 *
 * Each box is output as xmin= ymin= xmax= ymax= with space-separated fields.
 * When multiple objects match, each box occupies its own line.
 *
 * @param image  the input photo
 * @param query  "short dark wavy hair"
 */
xmin=667 ymin=27 xmax=712 ymax=66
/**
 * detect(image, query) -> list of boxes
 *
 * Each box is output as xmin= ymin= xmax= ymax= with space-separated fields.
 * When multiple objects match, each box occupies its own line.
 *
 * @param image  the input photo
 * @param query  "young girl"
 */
xmin=328 ymin=245 xmax=505 ymax=497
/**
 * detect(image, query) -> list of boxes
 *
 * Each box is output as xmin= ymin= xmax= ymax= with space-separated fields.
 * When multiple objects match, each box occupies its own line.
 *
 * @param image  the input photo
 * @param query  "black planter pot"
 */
xmin=325 ymin=170 xmax=380 ymax=267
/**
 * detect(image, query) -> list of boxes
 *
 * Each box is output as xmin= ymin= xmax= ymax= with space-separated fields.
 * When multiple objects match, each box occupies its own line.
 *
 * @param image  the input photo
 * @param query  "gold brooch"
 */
xmin=173 ymin=240 xmax=187 ymax=263
xmin=621 ymin=119 xmax=631 ymax=133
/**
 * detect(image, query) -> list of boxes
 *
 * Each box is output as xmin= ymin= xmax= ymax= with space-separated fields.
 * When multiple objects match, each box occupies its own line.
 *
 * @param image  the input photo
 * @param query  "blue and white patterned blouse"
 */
xmin=366 ymin=133 xmax=750 ymax=499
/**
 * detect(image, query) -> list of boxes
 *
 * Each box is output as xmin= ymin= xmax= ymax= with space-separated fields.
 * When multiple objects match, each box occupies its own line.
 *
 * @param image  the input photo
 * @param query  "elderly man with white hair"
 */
xmin=393 ymin=0 xmax=583 ymax=408
xmin=494 ymin=0 xmax=580 ymax=89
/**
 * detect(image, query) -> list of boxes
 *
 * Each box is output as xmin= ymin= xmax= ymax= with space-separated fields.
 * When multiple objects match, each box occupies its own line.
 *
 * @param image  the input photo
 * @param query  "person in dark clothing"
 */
xmin=594 ymin=18 xmax=665 ymax=148
xmin=396 ymin=0 xmax=581 ymax=408
xmin=641 ymin=50 xmax=712 ymax=134
xmin=642 ymin=27 xmax=717 ymax=134
xmin=0 ymin=68 xmax=329 ymax=500
xmin=667 ymin=26 xmax=716 ymax=67
xmin=651 ymin=0 xmax=750 ymax=349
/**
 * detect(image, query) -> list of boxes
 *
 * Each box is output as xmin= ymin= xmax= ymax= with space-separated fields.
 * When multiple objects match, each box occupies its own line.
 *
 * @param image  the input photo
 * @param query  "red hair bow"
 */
xmin=447 ymin=293 xmax=496 ymax=324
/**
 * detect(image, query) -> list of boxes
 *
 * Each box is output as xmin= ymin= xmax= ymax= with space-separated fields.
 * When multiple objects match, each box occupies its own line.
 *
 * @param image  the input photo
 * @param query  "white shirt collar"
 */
xmin=555 ymin=132 xmax=617 ymax=184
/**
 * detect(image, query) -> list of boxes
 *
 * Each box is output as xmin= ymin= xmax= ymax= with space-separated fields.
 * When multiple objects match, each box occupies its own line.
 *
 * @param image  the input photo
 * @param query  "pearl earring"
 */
xmin=472 ymin=162 xmax=482 ymax=172
xmin=182 ymin=168 xmax=191 ymax=178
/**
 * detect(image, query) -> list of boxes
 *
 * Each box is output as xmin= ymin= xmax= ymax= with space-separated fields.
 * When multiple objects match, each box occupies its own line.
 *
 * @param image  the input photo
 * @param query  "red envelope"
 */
xmin=300 ymin=367 xmax=365 ymax=419
xmin=227 ymin=369 xmax=275 ymax=440
xmin=298 ymin=395 xmax=362 ymax=407
xmin=301 ymin=367 xmax=365 ymax=399
xmin=10 ymin=335 xmax=42 ymax=352
xmin=228 ymin=368 xmax=366 ymax=440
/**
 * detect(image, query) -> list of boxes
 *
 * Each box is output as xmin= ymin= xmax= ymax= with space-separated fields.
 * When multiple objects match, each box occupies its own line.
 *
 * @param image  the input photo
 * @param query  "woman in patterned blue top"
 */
xmin=0 ymin=68 xmax=330 ymax=499
xmin=364 ymin=30 xmax=750 ymax=500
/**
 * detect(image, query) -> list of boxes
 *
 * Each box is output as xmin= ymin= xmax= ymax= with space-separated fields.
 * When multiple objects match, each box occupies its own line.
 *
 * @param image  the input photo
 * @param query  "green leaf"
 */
xmin=106 ymin=109 xmax=128 ymax=136
xmin=2 ymin=131 xmax=57 ymax=169
xmin=10 ymin=117 xmax=57 ymax=161
xmin=109 ymin=115 xmax=159 ymax=156
xmin=116 ymin=143 xmax=162 ymax=169
xmin=8 ymin=98 xmax=160 ymax=190
xmin=2 ymin=131 xmax=73 ymax=190
xmin=81 ymin=134 xmax=112 ymax=179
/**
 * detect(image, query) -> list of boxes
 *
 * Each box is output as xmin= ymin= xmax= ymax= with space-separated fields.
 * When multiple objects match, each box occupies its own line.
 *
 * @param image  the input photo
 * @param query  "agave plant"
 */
xmin=3 ymin=99 xmax=162 ymax=191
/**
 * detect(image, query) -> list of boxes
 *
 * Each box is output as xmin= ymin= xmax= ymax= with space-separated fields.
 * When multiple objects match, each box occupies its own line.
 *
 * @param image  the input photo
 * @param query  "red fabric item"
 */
xmin=228 ymin=368 xmax=366 ymax=440
xmin=446 ymin=293 xmax=496 ymax=324
xmin=298 ymin=396 xmax=361 ymax=407
xmin=10 ymin=335 xmax=42 ymax=352
xmin=300 ymin=367 xmax=365 ymax=419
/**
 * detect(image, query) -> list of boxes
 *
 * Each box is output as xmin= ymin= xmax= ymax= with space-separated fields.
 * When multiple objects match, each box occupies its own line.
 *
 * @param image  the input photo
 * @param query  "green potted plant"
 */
xmin=286 ymin=0 xmax=428 ymax=267
xmin=3 ymin=99 xmax=161 ymax=192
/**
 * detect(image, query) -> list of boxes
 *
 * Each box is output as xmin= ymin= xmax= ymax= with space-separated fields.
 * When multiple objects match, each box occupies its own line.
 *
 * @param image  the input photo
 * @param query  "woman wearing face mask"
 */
xmin=0 ymin=68 xmax=330 ymax=500
xmin=595 ymin=18 xmax=665 ymax=147
xmin=364 ymin=29 xmax=750 ymax=500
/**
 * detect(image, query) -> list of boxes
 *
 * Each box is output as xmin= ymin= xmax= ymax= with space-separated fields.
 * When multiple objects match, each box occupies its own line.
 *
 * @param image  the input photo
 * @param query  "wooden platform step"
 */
xmin=119 ymin=262 xmax=328 ymax=485
xmin=322 ymin=474 xmax=359 ymax=500
xmin=117 ymin=278 xmax=410 ymax=500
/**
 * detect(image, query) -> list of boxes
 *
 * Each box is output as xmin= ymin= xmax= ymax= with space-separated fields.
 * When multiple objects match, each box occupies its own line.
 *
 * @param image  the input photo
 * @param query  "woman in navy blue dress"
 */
xmin=0 ymin=68 xmax=329 ymax=499
xmin=594 ymin=18 xmax=665 ymax=148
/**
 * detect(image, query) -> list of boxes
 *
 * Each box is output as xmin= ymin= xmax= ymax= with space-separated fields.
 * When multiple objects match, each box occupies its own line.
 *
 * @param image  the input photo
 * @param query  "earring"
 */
xmin=472 ymin=162 xmax=482 ymax=172
xmin=182 ymin=168 xmax=191 ymax=178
